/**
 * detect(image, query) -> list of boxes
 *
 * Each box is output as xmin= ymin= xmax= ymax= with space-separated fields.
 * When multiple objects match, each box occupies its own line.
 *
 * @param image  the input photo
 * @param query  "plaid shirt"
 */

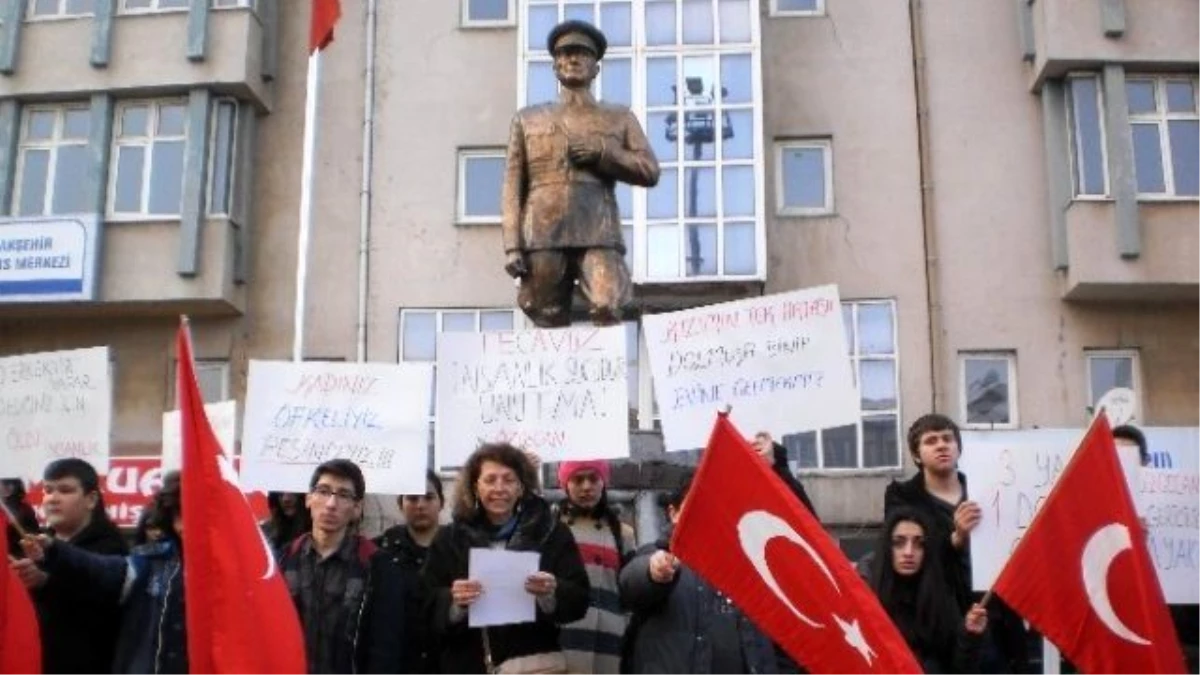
xmin=285 ymin=535 xmax=369 ymax=674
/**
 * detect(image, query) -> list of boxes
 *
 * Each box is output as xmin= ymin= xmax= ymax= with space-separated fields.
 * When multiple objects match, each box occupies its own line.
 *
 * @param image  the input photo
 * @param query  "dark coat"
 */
xmin=42 ymin=538 xmax=187 ymax=674
xmin=34 ymin=517 xmax=129 ymax=673
xmin=619 ymin=538 xmax=788 ymax=674
xmin=423 ymin=496 xmax=590 ymax=674
xmin=885 ymin=472 xmax=1030 ymax=673
xmin=770 ymin=442 xmax=818 ymax=518
xmin=375 ymin=525 xmax=439 ymax=673
xmin=885 ymin=582 xmax=983 ymax=674
xmin=280 ymin=534 xmax=407 ymax=674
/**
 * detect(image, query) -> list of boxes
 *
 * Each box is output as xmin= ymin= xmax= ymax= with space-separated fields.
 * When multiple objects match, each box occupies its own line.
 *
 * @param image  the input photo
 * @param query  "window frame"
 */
xmin=517 ymin=0 xmax=767 ymax=284
xmin=1065 ymin=72 xmax=1111 ymax=200
xmin=1126 ymin=74 xmax=1200 ymax=200
xmin=212 ymin=0 xmax=256 ymax=9
xmin=13 ymin=104 xmax=92 ymax=217
xmin=107 ymin=98 xmax=190 ymax=221
xmin=768 ymin=0 xmax=824 ymax=17
xmin=170 ymin=359 xmax=231 ymax=407
xmin=26 ymin=0 xmax=94 ymax=19
xmin=206 ymin=97 xmax=239 ymax=217
xmin=958 ymin=351 xmax=1019 ymax=430
xmin=456 ymin=148 xmax=508 ymax=225
xmin=462 ymin=0 xmax=516 ymax=27
xmin=118 ymin=0 xmax=190 ymax=13
xmin=774 ymin=138 xmax=833 ymax=216
xmin=1085 ymin=348 xmax=1142 ymax=419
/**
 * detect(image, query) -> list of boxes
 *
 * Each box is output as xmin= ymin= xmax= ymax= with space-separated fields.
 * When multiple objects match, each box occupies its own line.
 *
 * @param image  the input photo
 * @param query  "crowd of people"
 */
xmin=2 ymin=414 xmax=1191 ymax=674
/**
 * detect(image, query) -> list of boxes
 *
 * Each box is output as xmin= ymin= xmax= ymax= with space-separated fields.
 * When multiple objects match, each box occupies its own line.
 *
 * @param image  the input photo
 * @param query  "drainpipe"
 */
xmin=356 ymin=0 xmax=378 ymax=363
xmin=909 ymin=0 xmax=944 ymax=413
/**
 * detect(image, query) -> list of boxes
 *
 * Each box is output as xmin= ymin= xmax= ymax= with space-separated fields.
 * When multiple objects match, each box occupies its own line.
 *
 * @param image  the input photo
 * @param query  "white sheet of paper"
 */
xmin=468 ymin=548 xmax=540 ymax=628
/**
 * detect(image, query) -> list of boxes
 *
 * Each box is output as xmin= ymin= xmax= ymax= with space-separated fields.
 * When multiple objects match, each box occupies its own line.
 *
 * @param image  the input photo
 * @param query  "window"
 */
xmin=457 ymin=149 xmax=506 ymax=223
xmin=399 ymin=309 xmax=527 ymax=469
xmin=170 ymin=359 xmax=230 ymax=406
xmin=27 ymin=0 xmax=93 ymax=18
xmin=770 ymin=0 xmax=823 ymax=16
xmin=120 ymin=0 xmax=189 ymax=11
xmin=109 ymin=100 xmax=188 ymax=218
xmin=775 ymin=139 xmax=832 ymax=215
xmin=212 ymin=0 xmax=254 ymax=7
xmin=1066 ymin=74 xmax=1108 ymax=197
xmin=1127 ymin=76 xmax=1199 ymax=197
xmin=959 ymin=352 xmax=1018 ymax=429
xmin=463 ymin=0 xmax=514 ymax=25
xmin=520 ymin=0 xmax=764 ymax=281
xmin=1086 ymin=349 xmax=1140 ymax=416
xmin=14 ymin=105 xmax=91 ymax=216
xmin=208 ymin=99 xmax=238 ymax=216
xmin=779 ymin=300 xmax=901 ymax=470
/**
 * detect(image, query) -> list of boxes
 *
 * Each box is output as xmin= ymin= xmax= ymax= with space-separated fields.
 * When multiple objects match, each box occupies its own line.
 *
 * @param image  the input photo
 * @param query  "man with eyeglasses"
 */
xmin=280 ymin=459 xmax=408 ymax=674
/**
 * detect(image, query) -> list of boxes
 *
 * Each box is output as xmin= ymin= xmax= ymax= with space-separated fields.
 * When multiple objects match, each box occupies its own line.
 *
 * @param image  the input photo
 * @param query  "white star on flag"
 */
xmin=833 ymin=614 xmax=877 ymax=666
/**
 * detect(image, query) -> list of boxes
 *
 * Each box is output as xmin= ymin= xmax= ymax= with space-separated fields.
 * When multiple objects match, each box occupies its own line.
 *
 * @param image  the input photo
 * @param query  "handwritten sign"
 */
xmin=240 ymin=361 xmax=433 ymax=495
xmin=161 ymin=400 xmax=238 ymax=472
xmin=961 ymin=434 xmax=1199 ymax=603
xmin=1136 ymin=469 xmax=1198 ymax=604
xmin=642 ymin=285 xmax=858 ymax=452
xmin=436 ymin=325 xmax=629 ymax=468
xmin=0 ymin=346 xmax=111 ymax=479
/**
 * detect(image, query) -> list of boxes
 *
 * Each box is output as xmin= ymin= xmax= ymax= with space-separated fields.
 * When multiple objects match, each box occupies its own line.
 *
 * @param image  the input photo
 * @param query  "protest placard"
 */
xmin=0 ymin=346 xmax=111 ymax=479
xmin=962 ymin=433 xmax=1198 ymax=603
xmin=642 ymin=285 xmax=858 ymax=452
xmin=1136 ymin=469 xmax=1198 ymax=604
xmin=436 ymin=325 xmax=629 ymax=468
xmin=240 ymin=361 xmax=433 ymax=495
xmin=161 ymin=400 xmax=238 ymax=471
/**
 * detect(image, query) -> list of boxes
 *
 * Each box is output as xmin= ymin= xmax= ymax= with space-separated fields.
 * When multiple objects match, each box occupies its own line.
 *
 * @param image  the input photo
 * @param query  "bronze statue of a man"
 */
xmin=502 ymin=20 xmax=660 ymax=328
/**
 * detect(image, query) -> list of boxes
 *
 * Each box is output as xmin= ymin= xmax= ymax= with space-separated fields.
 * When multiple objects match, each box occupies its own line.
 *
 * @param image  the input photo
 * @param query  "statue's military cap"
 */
xmin=547 ymin=20 xmax=607 ymax=60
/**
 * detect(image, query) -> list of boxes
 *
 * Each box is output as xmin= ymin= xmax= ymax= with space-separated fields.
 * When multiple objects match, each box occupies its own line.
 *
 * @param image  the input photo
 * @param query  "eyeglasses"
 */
xmin=311 ymin=486 xmax=359 ymax=503
xmin=478 ymin=475 xmax=521 ymax=489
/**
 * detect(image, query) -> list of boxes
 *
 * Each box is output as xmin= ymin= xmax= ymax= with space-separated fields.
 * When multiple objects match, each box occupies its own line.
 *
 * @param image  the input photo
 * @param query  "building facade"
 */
xmin=0 ymin=0 xmax=1195 ymax=537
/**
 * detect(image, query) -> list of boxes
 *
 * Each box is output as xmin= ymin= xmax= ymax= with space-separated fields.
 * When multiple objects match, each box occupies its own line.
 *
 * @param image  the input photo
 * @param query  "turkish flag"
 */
xmin=0 ymin=511 xmax=40 ymax=674
xmin=993 ymin=415 xmax=1185 ymax=674
xmin=309 ymin=0 xmax=341 ymax=53
xmin=671 ymin=414 xmax=922 ymax=674
xmin=177 ymin=319 xmax=307 ymax=673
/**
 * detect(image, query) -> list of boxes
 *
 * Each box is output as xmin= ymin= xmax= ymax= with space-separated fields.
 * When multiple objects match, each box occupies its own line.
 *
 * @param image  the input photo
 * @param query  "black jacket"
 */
xmin=375 ymin=526 xmax=439 ymax=673
xmin=885 ymin=472 xmax=1030 ymax=673
xmin=423 ymin=496 xmax=590 ymax=674
xmin=34 ymin=517 xmax=129 ymax=673
xmin=885 ymin=582 xmax=983 ymax=674
xmin=770 ymin=442 xmax=818 ymax=518
xmin=280 ymin=534 xmax=408 ymax=674
xmin=619 ymin=537 xmax=791 ymax=674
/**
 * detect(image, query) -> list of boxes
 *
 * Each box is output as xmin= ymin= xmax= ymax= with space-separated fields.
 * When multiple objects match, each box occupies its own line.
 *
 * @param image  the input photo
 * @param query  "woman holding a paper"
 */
xmin=423 ymin=443 xmax=590 ymax=674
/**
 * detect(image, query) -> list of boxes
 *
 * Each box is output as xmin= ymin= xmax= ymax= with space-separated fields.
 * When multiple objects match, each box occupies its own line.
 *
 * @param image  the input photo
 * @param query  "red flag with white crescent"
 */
xmin=178 ymin=318 xmax=307 ymax=673
xmin=671 ymin=414 xmax=922 ymax=674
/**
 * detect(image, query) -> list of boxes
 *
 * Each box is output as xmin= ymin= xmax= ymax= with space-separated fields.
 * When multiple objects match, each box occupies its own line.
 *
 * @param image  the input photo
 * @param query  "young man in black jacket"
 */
xmin=884 ymin=413 xmax=1029 ymax=673
xmin=11 ymin=458 xmax=128 ymax=674
xmin=281 ymin=459 xmax=409 ymax=674
xmin=375 ymin=469 xmax=444 ymax=673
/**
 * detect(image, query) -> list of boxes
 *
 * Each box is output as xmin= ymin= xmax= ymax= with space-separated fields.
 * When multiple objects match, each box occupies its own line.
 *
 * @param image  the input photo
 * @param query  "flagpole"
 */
xmin=293 ymin=51 xmax=323 ymax=363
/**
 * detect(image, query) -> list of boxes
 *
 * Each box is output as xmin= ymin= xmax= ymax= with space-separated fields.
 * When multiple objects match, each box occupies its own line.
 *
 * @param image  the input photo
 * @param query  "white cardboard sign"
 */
xmin=0 ymin=346 xmax=111 ymax=479
xmin=642 ymin=285 xmax=859 ymax=452
xmin=240 ymin=361 xmax=433 ymax=495
xmin=436 ymin=325 xmax=629 ymax=468
xmin=161 ymin=400 xmax=238 ymax=472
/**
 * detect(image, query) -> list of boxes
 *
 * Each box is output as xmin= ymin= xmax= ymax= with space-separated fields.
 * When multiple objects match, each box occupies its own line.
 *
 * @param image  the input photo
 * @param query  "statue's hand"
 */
xmin=567 ymin=135 xmax=603 ymax=166
xmin=504 ymin=251 xmax=529 ymax=278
